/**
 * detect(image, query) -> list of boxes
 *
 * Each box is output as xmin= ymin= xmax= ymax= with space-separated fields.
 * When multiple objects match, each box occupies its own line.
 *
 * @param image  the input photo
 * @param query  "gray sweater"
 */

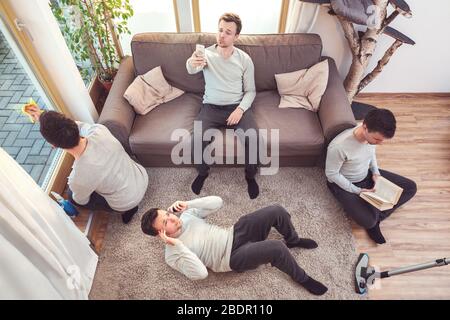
xmin=164 ymin=196 xmax=234 ymax=280
xmin=325 ymin=125 xmax=380 ymax=194
xmin=69 ymin=122 xmax=148 ymax=211
xmin=186 ymin=44 xmax=256 ymax=112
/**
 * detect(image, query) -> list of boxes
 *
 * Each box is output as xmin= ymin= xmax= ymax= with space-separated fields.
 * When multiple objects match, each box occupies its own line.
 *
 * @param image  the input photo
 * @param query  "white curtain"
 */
xmin=0 ymin=148 xmax=98 ymax=299
xmin=286 ymin=1 xmax=321 ymax=33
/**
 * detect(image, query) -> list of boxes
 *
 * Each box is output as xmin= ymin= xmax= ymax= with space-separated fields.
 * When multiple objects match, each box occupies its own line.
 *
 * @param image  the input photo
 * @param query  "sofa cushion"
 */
xmin=129 ymin=91 xmax=324 ymax=160
xmin=129 ymin=93 xmax=202 ymax=156
xmin=252 ymin=91 xmax=325 ymax=156
xmin=275 ymin=59 xmax=329 ymax=111
xmin=131 ymin=33 xmax=323 ymax=93
xmin=123 ymin=66 xmax=184 ymax=115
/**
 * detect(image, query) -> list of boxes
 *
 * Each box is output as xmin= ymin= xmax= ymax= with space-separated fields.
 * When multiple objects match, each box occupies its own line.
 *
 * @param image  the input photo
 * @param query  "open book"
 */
xmin=360 ymin=176 xmax=403 ymax=211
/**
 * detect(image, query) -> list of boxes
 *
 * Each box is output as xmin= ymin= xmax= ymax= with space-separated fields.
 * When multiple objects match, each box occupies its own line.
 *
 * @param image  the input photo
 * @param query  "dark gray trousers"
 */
xmin=68 ymin=188 xmax=113 ymax=212
xmin=327 ymin=169 xmax=417 ymax=229
xmin=191 ymin=103 xmax=258 ymax=179
xmin=230 ymin=205 xmax=308 ymax=284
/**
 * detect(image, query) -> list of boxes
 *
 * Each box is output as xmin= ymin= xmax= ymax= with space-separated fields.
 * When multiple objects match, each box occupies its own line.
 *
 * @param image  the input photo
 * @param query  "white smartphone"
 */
xmin=195 ymin=44 xmax=205 ymax=57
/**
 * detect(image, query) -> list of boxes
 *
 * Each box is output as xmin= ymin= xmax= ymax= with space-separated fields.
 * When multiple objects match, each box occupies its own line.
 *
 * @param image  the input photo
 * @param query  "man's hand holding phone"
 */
xmin=189 ymin=44 xmax=207 ymax=68
xmin=167 ymin=200 xmax=188 ymax=214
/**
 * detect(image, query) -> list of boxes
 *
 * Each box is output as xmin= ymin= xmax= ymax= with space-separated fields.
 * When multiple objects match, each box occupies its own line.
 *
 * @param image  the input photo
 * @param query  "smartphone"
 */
xmin=196 ymin=44 xmax=205 ymax=57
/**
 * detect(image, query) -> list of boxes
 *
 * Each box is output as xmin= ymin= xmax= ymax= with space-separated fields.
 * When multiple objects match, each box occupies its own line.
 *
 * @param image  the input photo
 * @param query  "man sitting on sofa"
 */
xmin=27 ymin=107 xmax=148 ymax=224
xmin=325 ymin=109 xmax=417 ymax=244
xmin=141 ymin=195 xmax=328 ymax=296
xmin=186 ymin=13 xmax=259 ymax=199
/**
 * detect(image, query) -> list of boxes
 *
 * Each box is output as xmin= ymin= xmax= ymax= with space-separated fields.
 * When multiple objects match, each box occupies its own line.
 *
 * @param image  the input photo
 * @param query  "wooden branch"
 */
xmin=359 ymin=28 xmax=378 ymax=66
xmin=337 ymin=16 xmax=360 ymax=56
xmin=357 ymin=39 xmax=403 ymax=93
xmin=379 ymin=10 xmax=399 ymax=33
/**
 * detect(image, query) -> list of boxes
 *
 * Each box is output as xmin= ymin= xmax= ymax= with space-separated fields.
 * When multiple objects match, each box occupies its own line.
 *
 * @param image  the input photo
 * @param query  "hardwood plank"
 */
xmin=352 ymin=95 xmax=450 ymax=300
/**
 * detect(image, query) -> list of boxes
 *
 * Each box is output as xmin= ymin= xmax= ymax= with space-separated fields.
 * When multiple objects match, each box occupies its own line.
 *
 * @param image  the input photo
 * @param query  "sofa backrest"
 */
xmin=131 ymin=32 xmax=322 ymax=93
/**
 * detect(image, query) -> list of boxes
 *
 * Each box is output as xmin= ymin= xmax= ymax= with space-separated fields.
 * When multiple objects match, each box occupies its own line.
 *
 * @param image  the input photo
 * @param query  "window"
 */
xmin=119 ymin=0 xmax=178 ymax=55
xmin=199 ymin=0 xmax=283 ymax=34
xmin=0 ymin=22 xmax=60 ymax=188
xmin=50 ymin=0 xmax=95 ymax=86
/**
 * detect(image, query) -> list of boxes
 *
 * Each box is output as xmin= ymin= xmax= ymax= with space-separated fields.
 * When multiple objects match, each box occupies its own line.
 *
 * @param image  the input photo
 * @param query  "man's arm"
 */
xmin=185 ymin=196 xmax=223 ymax=219
xmin=369 ymin=149 xmax=381 ymax=176
xmin=238 ymin=57 xmax=256 ymax=112
xmin=186 ymin=51 xmax=206 ymax=75
xmin=68 ymin=179 xmax=96 ymax=206
xmin=226 ymin=57 xmax=256 ymax=125
xmin=165 ymin=241 xmax=208 ymax=280
xmin=74 ymin=121 xmax=92 ymax=137
xmin=325 ymin=146 xmax=362 ymax=194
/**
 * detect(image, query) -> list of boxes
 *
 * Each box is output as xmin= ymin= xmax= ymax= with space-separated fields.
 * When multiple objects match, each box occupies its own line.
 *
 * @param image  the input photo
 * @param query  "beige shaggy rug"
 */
xmin=89 ymin=167 xmax=364 ymax=300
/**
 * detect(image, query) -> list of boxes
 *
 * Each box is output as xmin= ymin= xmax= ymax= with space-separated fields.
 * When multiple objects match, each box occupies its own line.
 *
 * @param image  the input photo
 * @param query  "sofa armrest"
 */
xmin=318 ymin=57 xmax=356 ymax=144
xmin=98 ymin=56 xmax=136 ymax=154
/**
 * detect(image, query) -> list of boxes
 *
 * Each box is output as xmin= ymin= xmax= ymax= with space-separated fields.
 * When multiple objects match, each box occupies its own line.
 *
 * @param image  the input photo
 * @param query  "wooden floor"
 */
xmin=76 ymin=93 xmax=450 ymax=300
xmin=353 ymin=93 xmax=450 ymax=300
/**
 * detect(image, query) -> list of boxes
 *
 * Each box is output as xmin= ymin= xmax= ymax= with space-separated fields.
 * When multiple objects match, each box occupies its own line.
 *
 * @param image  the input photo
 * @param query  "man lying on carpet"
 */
xmin=325 ymin=108 xmax=417 ymax=244
xmin=140 ymin=195 xmax=328 ymax=296
xmin=26 ymin=107 xmax=148 ymax=224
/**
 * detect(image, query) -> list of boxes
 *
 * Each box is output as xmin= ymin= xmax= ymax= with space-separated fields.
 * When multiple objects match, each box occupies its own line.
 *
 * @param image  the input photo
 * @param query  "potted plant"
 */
xmin=50 ymin=0 xmax=134 ymax=91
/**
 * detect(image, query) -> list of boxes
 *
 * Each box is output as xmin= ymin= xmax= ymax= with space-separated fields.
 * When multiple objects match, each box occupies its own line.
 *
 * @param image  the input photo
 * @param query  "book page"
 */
xmin=363 ymin=192 xmax=387 ymax=204
xmin=373 ymin=176 xmax=403 ymax=204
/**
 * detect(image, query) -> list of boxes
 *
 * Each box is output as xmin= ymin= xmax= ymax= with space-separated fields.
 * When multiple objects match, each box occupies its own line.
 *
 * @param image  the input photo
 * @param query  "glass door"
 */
xmin=0 ymin=15 xmax=61 ymax=189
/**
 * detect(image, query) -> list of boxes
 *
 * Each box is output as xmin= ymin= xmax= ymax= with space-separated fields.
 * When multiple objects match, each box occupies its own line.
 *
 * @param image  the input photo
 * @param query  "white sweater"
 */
xmin=69 ymin=122 xmax=148 ymax=211
xmin=325 ymin=125 xmax=380 ymax=194
xmin=164 ymin=196 xmax=234 ymax=280
xmin=186 ymin=44 xmax=256 ymax=112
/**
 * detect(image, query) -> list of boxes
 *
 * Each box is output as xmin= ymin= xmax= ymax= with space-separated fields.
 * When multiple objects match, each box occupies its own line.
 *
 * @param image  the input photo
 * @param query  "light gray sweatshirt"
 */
xmin=164 ymin=196 xmax=234 ymax=280
xmin=325 ymin=125 xmax=380 ymax=194
xmin=186 ymin=44 xmax=256 ymax=112
xmin=69 ymin=122 xmax=148 ymax=211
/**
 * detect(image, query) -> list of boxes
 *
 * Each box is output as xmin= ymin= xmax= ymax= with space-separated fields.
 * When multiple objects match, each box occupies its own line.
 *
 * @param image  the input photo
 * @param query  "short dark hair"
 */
xmin=363 ymin=108 xmax=396 ymax=139
xmin=39 ymin=111 xmax=80 ymax=149
xmin=219 ymin=13 xmax=242 ymax=34
xmin=141 ymin=208 xmax=161 ymax=236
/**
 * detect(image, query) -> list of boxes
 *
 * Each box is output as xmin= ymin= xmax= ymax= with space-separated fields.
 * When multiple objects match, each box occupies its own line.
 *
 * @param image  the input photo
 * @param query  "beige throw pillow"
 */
xmin=124 ymin=66 xmax=184 ymax=115
xmin=275 ymin=59 xmax=329 ymax=112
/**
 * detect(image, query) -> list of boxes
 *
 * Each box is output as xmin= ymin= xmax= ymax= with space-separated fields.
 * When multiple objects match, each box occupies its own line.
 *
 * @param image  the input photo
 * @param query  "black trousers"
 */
xmin=191 ymin=103 xmax=258 ymax=179
xmin=67 ymin=188 xmax=114 ymax=212
xmin=327 ymin=169 xmax=417 ymax=229
xmin=229 ymin=205 xmax=308 ymax=284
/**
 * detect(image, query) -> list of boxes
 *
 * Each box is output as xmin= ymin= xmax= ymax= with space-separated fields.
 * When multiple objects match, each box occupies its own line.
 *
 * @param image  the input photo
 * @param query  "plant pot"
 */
xmin=98 ymin=77 xmax=113 ymax=93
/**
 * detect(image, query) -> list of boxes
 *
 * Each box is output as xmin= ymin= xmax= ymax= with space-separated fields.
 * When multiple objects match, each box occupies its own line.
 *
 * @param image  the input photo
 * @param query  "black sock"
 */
xmin=286 ymin=238 xmax=318 ymax=249
xmin=366 ymin=222 xmax=386 ymax=244
xmin=246 ymin=177 xmax=259 ymax=199
xmin=191 ymin=174 xmax=208 ymax=195
xmin=122 ymin=206 xmax=138 ymax=224
xmin=300 ymin=276 xmax=328 ymax=296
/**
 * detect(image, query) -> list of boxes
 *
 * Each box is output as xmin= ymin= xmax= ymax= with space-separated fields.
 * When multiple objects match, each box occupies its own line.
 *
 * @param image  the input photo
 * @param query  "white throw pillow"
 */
xmin=275 ymin=59 xmax=329 ymax=112
xmin=124 ymin=66 xmax=184 ymax=115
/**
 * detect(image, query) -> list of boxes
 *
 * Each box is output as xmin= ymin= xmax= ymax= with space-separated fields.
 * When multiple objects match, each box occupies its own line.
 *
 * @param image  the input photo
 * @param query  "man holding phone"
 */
xmin=141 ymin=196 xmax=328 ymax=296
xmin=186 ymin=13 xmax=259 ymax=199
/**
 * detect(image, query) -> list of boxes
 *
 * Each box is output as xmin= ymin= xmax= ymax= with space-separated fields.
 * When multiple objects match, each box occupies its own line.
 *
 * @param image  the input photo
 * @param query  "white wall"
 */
xmin=306 ymin=0 xmax=450 ymax=92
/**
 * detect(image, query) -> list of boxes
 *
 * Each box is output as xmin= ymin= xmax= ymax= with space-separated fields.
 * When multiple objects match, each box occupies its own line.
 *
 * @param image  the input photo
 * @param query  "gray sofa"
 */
xmin=98 ymin=32 xmax=356 ymax=167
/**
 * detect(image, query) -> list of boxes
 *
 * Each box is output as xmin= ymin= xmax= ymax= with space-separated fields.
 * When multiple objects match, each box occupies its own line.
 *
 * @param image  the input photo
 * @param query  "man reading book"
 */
xmin=325 ymin=109 xmax=417 ymax=244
